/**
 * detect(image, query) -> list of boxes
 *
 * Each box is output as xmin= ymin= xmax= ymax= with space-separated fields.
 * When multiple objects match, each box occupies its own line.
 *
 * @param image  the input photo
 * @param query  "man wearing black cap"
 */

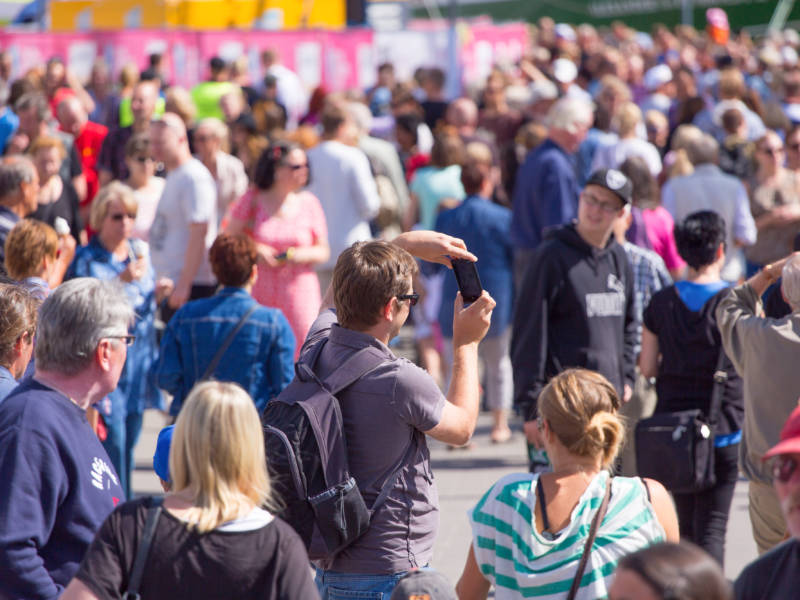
xmin=511 ymin=168 xmax=638 ymax=453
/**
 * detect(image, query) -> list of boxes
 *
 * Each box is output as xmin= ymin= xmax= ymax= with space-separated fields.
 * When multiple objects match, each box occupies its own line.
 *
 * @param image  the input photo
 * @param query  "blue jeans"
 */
xmin=315 ymin=568 xmax=408 ymax=599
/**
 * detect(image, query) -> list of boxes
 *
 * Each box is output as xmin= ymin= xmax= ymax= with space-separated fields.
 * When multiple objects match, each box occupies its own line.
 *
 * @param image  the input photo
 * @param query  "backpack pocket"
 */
xmin=308 ymin=476 xmax=370 ymax=556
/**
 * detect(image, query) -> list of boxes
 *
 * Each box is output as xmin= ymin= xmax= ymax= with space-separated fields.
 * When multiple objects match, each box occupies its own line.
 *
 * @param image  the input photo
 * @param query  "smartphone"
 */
xmin=451 ymin=258 xmax=483 ymax=303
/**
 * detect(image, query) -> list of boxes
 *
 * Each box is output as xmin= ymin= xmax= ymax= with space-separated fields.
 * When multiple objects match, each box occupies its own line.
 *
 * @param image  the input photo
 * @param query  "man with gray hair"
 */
xmin=0 ymin=155 xmax=39 ymax=274
xmin=661 ymin=132 xmax=756 ymax=281
xmin=717 ymin=252 xmax=800 ymax=554
xmin=0 ymin=278 xmax=130 ymax=599
xmin=510 ymin=96 xmax=593 ymax=285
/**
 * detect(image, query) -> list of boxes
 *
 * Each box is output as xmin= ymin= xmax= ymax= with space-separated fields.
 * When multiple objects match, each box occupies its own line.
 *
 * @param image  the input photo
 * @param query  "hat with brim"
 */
xmin=763 ymin=404 xmax=800 ymax=460
xmin=585 ymin=168 xmax=633 ymax=205
xmin=553 ymin=58 xmax=578 ymax=84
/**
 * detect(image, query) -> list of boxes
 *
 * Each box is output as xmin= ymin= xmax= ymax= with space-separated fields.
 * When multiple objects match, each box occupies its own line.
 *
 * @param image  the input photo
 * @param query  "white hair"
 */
xmin=782 ymin=255 xmax=800 ymax=312
xmin=545 ymin=97 xmax=594 ymax=134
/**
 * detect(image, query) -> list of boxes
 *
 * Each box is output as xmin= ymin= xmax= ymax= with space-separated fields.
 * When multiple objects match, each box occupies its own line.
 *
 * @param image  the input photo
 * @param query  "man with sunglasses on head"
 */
xmin=717 ymin=252 xmax=800 ymax=555
xmin=735 ymin=404 xmax=800 ymax=598
xmin=307 ymin=231 xmax=495 ymax=599
xmin=511 ymin=168 xmax=638 ymax=465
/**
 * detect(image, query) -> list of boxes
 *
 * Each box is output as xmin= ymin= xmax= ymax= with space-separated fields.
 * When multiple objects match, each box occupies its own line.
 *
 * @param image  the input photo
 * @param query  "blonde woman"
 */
xmin=62 ymin=381 xmax=319 ymax=599
xmin=457 ymin=369 xmax=679 ymax=600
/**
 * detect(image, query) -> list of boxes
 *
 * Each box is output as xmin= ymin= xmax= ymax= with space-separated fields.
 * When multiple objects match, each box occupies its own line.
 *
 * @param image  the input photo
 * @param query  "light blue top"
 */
xmin=410 ymin=164 xmax=465 ymax=230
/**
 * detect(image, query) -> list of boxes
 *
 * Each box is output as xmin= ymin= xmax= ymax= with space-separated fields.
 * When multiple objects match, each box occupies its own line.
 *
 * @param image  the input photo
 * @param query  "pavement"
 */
xmin=132 ymin=409 xmax=758 ymax=586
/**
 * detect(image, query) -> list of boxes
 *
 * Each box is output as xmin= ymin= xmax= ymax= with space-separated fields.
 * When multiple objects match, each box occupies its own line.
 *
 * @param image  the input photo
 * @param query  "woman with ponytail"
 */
xmin=456 ymin=369 xmax=679 ymax=600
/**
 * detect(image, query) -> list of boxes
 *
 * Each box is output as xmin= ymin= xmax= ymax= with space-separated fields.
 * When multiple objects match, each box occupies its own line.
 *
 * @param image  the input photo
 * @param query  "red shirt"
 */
xmin=74 ymin=121 xmax=108 ymax=205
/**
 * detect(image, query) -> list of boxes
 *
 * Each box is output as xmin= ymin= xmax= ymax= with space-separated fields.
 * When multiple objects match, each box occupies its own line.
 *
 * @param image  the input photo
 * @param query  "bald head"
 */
xmin=150 ymin=112 xmax=190 ymax=169
xmin=56 ymin=96 xmax=87 ymax=137
xmin=446 ymin=98 xmax=478 ymax=133
xmin=131 ymin=80 xmax=159 ymax=126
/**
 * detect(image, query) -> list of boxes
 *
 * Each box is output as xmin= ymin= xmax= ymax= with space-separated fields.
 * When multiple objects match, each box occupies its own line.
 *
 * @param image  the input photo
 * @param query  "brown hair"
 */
xmin=460 ymin=160 xmax=490 ymax=196
xmin=333 ymin=241 xmax=418 ymax=330
xmin=538 ymin=369 xmax=623 ymax=468
xmin=4 ymin=219 xmax=58 ymax=280
xmin=430 ymin=133 xmax=466 ymax=168
xmin=28 ymin=135 xmax=66 ymax=160
xmin=0 ymin=283 xmax=38 ymax=366
xmin=209 ymin=233 xmax=257 ymax=287
xmin=320 ymin=101 xmax=349 ymax=136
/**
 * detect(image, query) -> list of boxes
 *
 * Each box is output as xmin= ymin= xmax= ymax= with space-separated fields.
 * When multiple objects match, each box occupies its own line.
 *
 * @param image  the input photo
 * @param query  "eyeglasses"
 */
xmin=109 ymin=212 xmax=136 ymax=221
xmin=134 ymin=156 xmax=152 ymax=164
xmin=773 ymin=455 xmax=800 ymax=484
xmin=396 ymin=293 xmax=419 ymax=306
xmin=105 ymin=335 xmax=136 ymax=346
xmin=286 ymin=163 xmax=308 ymax=171
xmin=581 ymin=192 xmax=623 ymax=214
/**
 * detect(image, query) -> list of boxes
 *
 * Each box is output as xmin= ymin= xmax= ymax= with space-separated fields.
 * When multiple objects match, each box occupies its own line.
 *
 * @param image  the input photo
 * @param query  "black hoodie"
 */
xmin=511 ymin=223 xmax=637 ymax=419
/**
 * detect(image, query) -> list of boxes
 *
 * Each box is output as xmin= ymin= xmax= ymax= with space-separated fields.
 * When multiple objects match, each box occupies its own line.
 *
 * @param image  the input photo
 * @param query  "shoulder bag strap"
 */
xmin=122 ymin=497 xmax=164 ymax=600
xmin=201 ymin=304 xmax=258 ymax=381
xmin=566 ymin=477 xmax=613 ymax=600
xmin=708 ymin=345 xmax=728 ymax=428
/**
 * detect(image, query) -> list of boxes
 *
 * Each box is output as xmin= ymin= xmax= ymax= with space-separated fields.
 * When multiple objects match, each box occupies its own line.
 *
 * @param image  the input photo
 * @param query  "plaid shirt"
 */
xmin=623 ymin=241 xmax=672 ymax=356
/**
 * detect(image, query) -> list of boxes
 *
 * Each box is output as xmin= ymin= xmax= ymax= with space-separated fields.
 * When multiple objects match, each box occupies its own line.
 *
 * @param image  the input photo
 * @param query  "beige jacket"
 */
xmin=716 ymin=283 xmax=800 ymax=483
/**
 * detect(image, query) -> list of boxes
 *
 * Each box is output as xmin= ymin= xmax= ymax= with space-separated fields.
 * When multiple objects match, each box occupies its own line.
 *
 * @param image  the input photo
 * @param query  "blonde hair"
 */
xmin=539 ymin=369 xmax=624 ymax=468
xmin=165 ymin=86 xmax=197 ymax=126
xmin=615 ymin=102 xmax=642 ymax=137
xmin=170 ymin=381 xmax=272 ymax=532
xmin=4 ymin=218 xmax=57 ymax=280
xmin=90 ymin=182 xmax=138 ymax=231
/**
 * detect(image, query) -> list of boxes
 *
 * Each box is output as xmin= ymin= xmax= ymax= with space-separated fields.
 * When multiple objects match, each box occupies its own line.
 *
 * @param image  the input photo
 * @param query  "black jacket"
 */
xmin=511 ymin=224 xmax=637 ymax=419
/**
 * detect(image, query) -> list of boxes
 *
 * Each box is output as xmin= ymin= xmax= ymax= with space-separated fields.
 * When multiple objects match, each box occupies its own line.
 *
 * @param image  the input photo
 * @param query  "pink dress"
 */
xmin=642 ymin=206 xmax=685 ymax=272
xmin=231 ymin=190 xmax=328 ymax=358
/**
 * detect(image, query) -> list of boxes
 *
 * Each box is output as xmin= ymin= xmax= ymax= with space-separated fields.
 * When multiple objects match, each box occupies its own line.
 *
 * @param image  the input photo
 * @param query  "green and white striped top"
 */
xmin=468 ymin=470 xmax=665 ymax=599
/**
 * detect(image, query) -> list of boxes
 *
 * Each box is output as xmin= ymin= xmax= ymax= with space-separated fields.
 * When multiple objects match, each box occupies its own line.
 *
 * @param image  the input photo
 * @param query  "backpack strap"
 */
xmin=296 ymin=341 xmax=386 ymax=396
xmin=122 ymin=496 xmax=163 ymax=600
xmin=201 ymin=304 xmax=258 ymax=381
xmin=369 ymin=431 xmax=420 ymax=515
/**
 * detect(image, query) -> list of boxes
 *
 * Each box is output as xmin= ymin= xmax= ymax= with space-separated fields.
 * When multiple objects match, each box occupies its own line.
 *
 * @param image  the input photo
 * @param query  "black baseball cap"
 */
xmin=585 ymin=168 xmax=633 ymax=205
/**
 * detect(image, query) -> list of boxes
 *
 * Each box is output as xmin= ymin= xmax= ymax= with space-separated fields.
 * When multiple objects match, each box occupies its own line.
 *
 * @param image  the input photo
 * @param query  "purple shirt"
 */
xmin=304 ymin=310 xmax=446 ymax=574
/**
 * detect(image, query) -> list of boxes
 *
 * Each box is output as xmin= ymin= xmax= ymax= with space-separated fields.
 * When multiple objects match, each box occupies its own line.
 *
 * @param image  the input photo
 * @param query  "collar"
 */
xmin=329 ymin=323 xmax=395 ymax=357
xmin=0 ymin=365 xmax=14 ymax=381
xmin=0 ymin=205 xmax=20 ymax=221
xmin=215 ymin=286 xmax=250 ymax=298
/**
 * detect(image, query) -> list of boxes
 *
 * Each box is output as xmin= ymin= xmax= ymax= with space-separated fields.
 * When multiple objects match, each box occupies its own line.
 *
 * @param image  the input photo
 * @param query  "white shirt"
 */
xmin=591 ymin=137 xmax=663 ymax=176
xmin=306 ymin=141 xmax=380 ymax=270
xmin=149 ymin=158 xmax=218 ymax=285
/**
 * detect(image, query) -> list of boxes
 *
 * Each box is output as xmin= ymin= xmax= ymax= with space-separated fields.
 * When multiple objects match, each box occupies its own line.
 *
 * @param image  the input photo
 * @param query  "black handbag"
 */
xmin=635 ymin=347 xmax=727 ymax=494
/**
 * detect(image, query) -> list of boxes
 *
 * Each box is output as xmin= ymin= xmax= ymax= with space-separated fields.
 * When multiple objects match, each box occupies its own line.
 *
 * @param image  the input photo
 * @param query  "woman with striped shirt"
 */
xmin=456 ymin=369 xmax=679 ymax=600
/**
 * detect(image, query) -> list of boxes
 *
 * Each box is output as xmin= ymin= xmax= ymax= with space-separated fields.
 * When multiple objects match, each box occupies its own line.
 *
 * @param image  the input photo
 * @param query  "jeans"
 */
xmin=101 ymin=393 xmax=145 ymax=500
xmin=671 ymin=443 xmax=739 ymax=566
xmin=315 ymin=568 xmax=408 ymax=599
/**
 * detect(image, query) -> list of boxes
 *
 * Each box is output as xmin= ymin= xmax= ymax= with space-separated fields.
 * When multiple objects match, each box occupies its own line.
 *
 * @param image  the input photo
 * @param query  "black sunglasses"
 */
xmin=773 ymin=455 xmax=800 ymax=484
xmin=396 ymin=293 xmax=419 ymax=306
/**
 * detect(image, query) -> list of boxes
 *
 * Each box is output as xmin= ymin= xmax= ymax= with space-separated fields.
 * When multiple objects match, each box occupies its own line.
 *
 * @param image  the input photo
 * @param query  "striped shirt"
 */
xmin=469 ymin=471 xmax=665 ymax=599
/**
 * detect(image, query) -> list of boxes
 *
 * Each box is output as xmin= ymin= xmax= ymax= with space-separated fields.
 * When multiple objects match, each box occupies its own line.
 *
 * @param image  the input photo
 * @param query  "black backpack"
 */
xmin=262 ymin=338 xmax=419 ymax=561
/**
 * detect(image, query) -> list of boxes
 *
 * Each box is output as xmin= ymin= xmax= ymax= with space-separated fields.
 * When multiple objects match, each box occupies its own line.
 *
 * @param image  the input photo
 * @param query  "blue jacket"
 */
xmin=435 ymin=195 xmax=514 ymax=338
xmin=510 ymin=139 xmax=580 ymax=250
xmin=0 ymin=379 xmax=123 ymax=599
xmin=157 ymin=287 xmax=295 ymax=415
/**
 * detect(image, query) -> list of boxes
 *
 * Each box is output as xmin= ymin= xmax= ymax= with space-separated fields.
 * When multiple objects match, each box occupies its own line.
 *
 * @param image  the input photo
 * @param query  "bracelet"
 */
xmin=286 ymin=247 xmax=296 ymax=262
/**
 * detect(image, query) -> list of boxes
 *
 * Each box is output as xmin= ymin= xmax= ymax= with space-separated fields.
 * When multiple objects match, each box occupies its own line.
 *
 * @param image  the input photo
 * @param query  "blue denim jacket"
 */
xmin=157 ymin=287 xmax=295 ymax=415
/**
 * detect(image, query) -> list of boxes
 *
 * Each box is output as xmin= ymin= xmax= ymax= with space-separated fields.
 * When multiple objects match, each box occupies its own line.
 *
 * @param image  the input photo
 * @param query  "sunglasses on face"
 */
xmin=788 ymin=143 xmax=800 ymax=152
xmin=773 ymin=455 xmax=800 ymax=484
xmin=109 ymin=212 xmax=136 ymax=221
xmin=396 ymin=293 xmax=419 ymax=306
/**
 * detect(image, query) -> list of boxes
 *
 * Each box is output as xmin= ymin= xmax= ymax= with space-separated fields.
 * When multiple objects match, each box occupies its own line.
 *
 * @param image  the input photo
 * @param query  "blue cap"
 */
xmin=153 ymin=425 xmax=174 ymax=483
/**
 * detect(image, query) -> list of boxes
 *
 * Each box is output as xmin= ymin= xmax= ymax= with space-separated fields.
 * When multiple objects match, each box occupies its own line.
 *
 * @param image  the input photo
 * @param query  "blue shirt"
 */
xmin=0 ymin=365 xmax=17 ymax=404
xmin=510 ymin=139 xmax=580 ymax=250
xmin=0 ymin=378 xmax=123 ymax=599
xmin=157 ymin=287 xmax=295 ymax=415
xmin=435 ymin=195 xmax=514 ymax=338
xmin=67 ymin=237 xmax=163 ymax=414
xmin=675 ymin=280 xmax=731 ymax=312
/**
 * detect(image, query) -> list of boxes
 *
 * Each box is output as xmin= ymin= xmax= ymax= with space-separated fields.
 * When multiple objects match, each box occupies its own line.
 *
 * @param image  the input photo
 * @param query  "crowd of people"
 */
xmin=3 ymin=13 xmax=800 ymax=599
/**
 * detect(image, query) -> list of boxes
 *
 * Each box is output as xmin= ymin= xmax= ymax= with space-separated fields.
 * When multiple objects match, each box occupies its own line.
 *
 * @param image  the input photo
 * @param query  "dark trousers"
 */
xmin=159 ymin=283 xmax=218 ymax=324
xmin=671 ymin=443 xmax=740 ymax=566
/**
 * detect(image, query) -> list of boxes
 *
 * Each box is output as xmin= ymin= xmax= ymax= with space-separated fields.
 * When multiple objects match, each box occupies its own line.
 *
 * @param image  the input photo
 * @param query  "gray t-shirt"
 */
xmin=149 ymin=158 xmax=217 ymax=285
xmin=304 ymin=310 xmax=446 ymax=574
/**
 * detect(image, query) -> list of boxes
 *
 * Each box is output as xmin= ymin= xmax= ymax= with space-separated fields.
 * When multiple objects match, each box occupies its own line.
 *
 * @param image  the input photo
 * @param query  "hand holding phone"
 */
xmin=451 ymin=258 xmax=482 ymax=303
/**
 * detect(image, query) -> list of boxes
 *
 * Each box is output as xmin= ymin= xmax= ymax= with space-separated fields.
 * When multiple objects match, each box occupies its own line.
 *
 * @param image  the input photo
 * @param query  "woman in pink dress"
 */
xmin=227 ymin=143 xmax=329 ymax=357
